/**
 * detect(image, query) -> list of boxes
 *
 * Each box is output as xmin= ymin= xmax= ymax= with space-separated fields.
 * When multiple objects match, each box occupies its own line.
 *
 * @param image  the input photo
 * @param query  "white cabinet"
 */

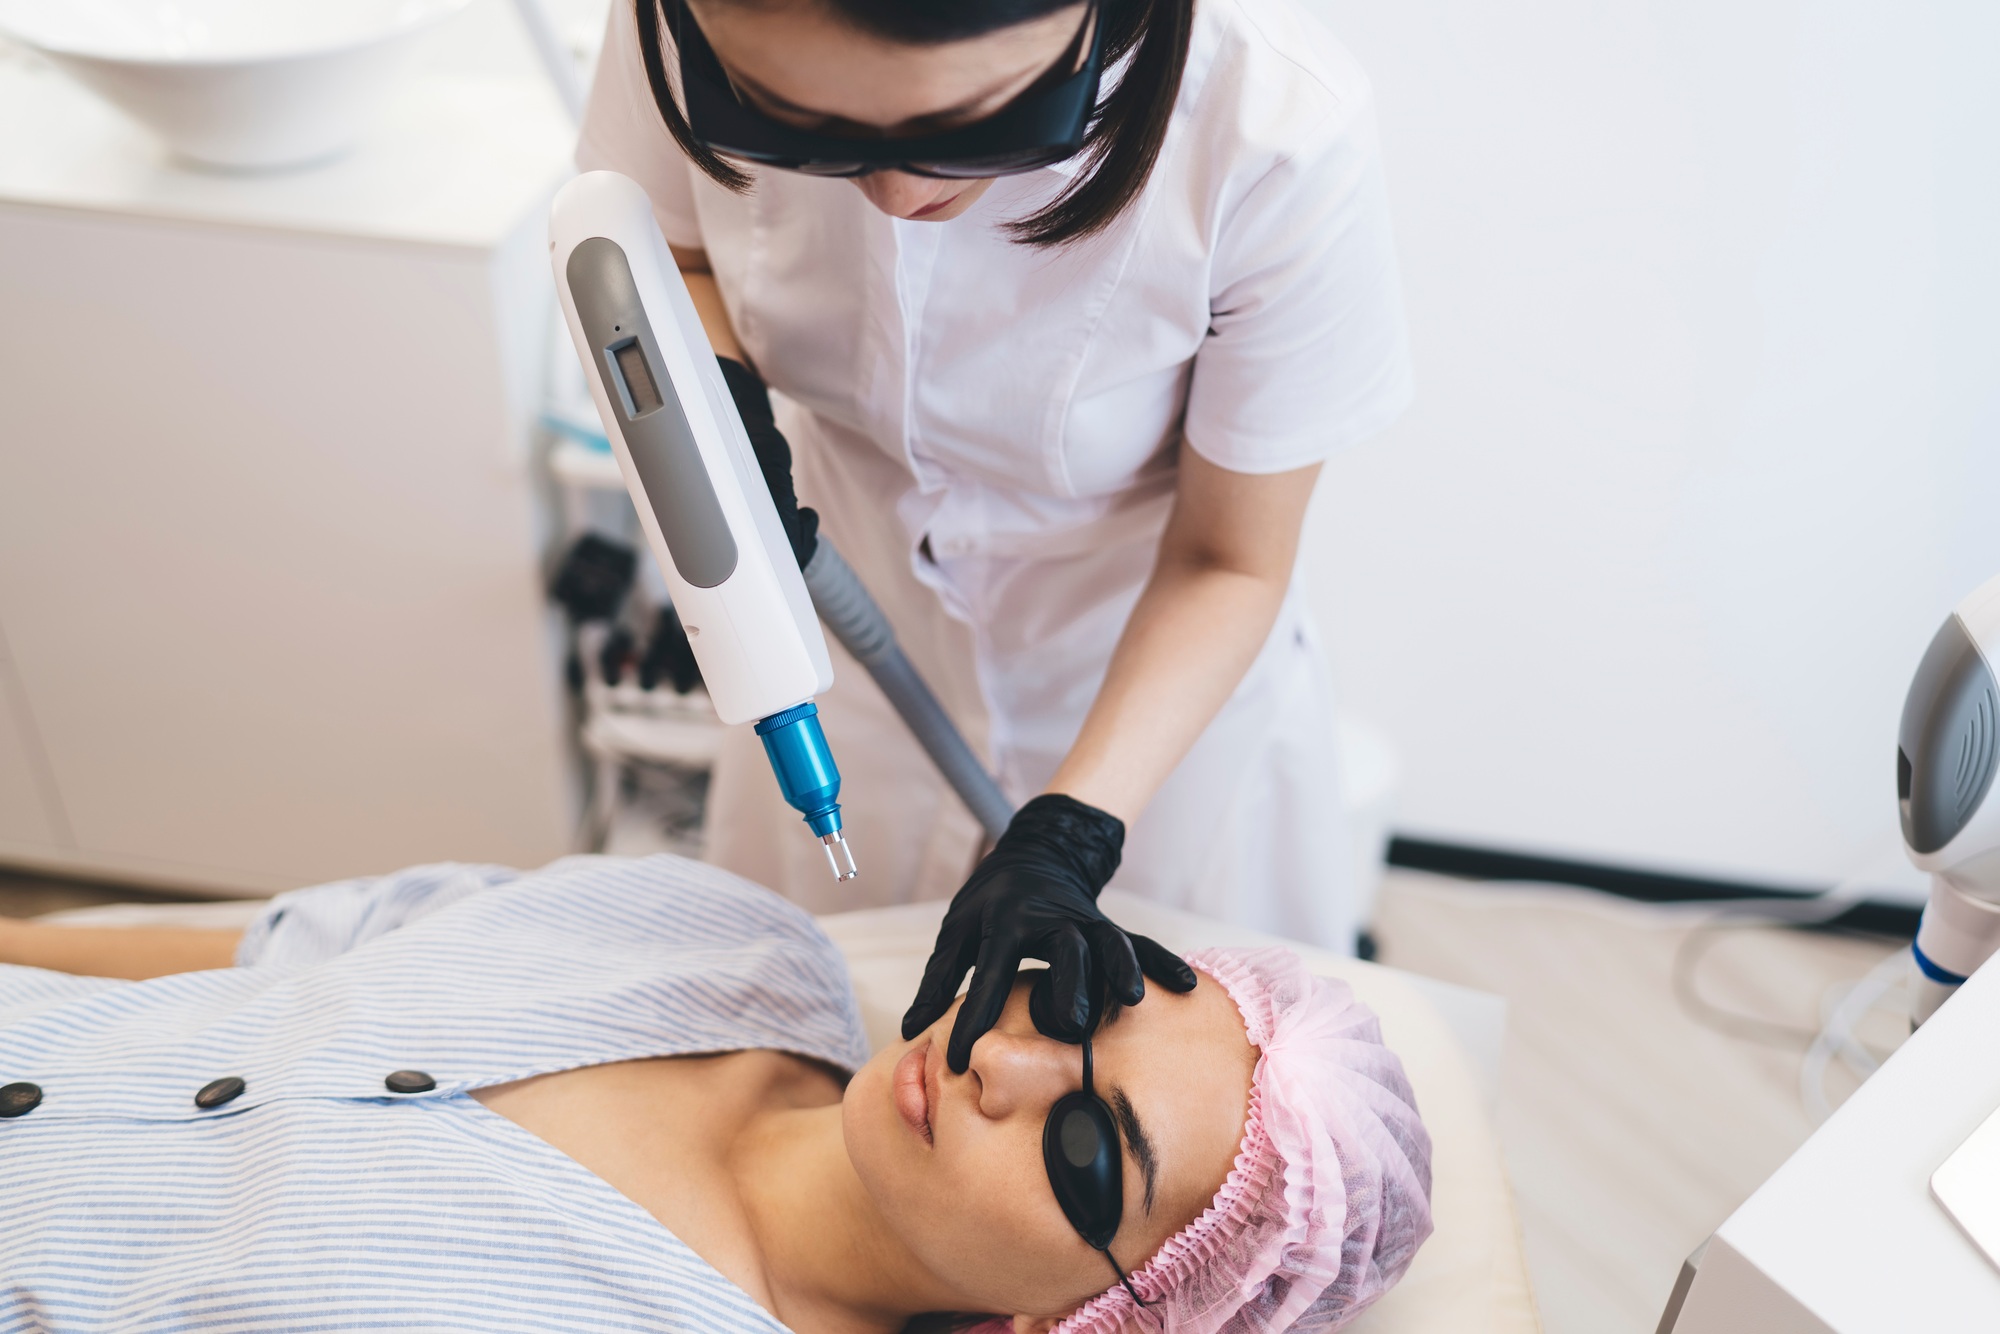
xmin=1665 ymin=957 xmax=2000 ymax=1331
xmin=0 ymin=57 xmax=580 ymax=893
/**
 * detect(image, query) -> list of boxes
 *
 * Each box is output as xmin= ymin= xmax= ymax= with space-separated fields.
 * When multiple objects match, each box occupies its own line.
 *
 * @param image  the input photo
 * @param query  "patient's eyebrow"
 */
xmin=1109 ymin=1086 xmax=1158 ymax=1215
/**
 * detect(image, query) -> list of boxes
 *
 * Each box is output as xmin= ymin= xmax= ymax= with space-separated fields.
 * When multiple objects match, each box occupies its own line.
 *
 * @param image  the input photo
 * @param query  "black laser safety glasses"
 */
xmin=671 ymin=0 xmax=1106 ymax=179
xmin=1045 ymin=1035 xmax=1154 ymax=1309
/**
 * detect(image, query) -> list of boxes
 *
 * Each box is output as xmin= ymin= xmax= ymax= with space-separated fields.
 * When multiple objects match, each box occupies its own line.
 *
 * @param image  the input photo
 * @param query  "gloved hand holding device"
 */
xmin=715 ymin=356 xmax=818 ymax=570
xmin=902 ymin=793 xmax=1198 ymax=1072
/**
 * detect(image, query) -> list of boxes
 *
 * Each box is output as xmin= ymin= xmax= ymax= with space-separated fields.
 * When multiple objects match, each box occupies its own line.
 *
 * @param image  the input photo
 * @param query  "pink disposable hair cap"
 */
xmin=978 ymin=945 xmax=1435 ymax=1334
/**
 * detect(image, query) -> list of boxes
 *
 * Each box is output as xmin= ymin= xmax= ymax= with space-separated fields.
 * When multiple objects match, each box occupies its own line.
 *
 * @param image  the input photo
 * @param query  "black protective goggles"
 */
xmin=671 ymin=0 xmax=1105 ymax=179
xmin=1045 ymin=1034 xmax=1152 ymax=1307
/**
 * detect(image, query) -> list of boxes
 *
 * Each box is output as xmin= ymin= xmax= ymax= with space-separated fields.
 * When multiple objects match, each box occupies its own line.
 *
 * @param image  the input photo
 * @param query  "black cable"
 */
xmin=1100 ymin=1246 xmax=1155 ymax=1319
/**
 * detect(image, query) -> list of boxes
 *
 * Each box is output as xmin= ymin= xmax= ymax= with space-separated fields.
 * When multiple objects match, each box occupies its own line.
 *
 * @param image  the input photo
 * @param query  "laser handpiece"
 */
xmin=550 ymin=170 xmax=855 ymax=880
xmin=1900 ymin=572 xmax=2000 ymax=1023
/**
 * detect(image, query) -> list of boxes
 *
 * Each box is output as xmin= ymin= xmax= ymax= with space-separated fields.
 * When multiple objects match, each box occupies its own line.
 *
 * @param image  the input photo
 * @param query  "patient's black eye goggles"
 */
xmin=1044 ymin=1033 xmax=1152 ymax=1308
xmin=670 ymin=0 xmax=1105 ymax=179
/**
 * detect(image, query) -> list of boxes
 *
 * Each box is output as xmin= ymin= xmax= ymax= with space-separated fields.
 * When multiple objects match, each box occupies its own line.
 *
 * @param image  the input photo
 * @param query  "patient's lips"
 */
xmin=894 ymin=1038 xmax=934 ymax=1146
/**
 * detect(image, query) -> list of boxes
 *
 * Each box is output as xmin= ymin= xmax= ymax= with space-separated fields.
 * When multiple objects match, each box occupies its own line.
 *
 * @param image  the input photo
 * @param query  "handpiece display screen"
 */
xmin=609 ymin=338 xmax=663 ymax=418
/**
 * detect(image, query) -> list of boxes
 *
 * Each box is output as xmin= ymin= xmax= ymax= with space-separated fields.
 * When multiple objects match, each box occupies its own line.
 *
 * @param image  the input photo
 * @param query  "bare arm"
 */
xmin=669 ymin=239 xmax=1311 ymax=824
xmin=670 ymin=244 xmax=744 ymax=362
xmin=0 ymin=918 xmax=243 ymax=980
xmin=1047 ymin=449 xmax=1321 ymax=822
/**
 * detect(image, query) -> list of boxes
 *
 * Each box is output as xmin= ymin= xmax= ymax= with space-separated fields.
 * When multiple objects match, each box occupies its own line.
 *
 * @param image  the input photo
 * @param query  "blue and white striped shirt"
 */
xmin=0 ymin=855 xmax=872 ymax=1332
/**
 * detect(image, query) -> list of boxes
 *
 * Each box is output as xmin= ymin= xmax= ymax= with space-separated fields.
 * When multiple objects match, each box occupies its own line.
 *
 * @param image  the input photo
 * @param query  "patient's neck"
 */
xmin=734 ymin=1104 xmax=972 ymax=1334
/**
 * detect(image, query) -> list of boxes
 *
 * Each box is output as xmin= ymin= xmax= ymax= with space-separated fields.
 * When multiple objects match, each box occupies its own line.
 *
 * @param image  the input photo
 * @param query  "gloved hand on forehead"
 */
xmin=902 ymin=793 xmax=1198 ymax=1073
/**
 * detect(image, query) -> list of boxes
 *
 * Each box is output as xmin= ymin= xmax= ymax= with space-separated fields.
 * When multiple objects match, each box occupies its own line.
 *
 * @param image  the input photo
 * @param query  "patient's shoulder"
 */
xmin=430 ymin=854 xmax=872 ymax=1071
xmin=526 ymin=853 xmax=840 ymax=952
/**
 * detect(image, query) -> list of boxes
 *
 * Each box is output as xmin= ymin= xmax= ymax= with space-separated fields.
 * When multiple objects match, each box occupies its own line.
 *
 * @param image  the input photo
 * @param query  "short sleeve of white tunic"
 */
xmin=575 ymin=0 xmax=1412 ymax=482
xmin=1177 ymin=0 xmax=1413 ymax=472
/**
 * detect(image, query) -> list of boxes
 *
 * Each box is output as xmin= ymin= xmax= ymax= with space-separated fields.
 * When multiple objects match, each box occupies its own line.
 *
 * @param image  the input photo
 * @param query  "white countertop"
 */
xmin=0 ymin=45 xmax=576 ymax=249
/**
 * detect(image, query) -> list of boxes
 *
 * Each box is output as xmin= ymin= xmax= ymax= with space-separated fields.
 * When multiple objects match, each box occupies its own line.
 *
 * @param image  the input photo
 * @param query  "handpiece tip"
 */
xmin=821 ymin=831 xmax=858 ymax=882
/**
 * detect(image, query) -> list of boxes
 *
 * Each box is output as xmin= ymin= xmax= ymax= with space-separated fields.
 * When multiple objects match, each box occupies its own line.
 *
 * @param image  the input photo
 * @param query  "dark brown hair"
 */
xmin=632 ymin=0 xmax=1194 ymax=246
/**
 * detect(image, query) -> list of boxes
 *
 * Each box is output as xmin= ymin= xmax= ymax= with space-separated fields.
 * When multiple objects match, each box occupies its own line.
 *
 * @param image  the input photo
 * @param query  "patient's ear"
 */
xmin=1012 ymin=1316 xmax=1063 ymax=1334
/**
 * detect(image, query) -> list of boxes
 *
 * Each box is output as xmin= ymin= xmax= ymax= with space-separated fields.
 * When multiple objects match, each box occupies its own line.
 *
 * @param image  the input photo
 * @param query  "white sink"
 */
xmin=0 ymin=0 xmax=472 ymax=170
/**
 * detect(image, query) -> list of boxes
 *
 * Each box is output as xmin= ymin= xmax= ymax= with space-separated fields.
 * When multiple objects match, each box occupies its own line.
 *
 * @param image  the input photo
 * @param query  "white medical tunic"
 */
xmin=577 ymin=0 xmax=1412 ymax=946
xmin=0 ymin=856 xmax=869 ymax=1332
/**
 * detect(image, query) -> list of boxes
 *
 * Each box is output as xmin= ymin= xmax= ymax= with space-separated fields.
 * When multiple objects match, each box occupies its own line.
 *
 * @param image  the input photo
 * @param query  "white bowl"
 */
xmin=0 ymin=0 xmax=472 ymax=170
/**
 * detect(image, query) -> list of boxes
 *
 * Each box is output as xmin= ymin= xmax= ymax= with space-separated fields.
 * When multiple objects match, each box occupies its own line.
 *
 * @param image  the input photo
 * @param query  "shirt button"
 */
xmin=384 ymin=1070 xmax=437 ymax=1094
xmin=195 ymin=1076 xmax=247 ymax=1109
xmin=0 ymin=1081 xmax=43 ymax=1118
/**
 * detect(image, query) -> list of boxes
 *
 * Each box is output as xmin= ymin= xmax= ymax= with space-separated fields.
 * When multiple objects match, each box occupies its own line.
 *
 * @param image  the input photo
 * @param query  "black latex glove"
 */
xmin=717 ymin=356 xmax=819 ymax=570
xmin=902 ymin=793 xmax=1199 ymax=1073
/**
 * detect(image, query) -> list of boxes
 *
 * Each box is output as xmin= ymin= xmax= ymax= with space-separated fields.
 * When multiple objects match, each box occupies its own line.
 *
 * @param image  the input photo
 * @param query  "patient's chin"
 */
xmin=839 ymin=1047 xmax=907 ymax=1192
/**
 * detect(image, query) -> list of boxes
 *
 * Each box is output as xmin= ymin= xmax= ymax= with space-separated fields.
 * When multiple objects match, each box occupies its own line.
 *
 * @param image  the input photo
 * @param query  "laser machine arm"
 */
xmin=551 ymin=170 xmax=855 ymax=880
xmin=1902 ymin=572 xmax=2000 ymax=1024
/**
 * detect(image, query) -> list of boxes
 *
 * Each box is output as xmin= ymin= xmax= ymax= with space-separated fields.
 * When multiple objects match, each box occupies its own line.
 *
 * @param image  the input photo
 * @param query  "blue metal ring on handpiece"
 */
xmin=1912 ymin=939 xmax=1969 ymax=987
xmin=755 ymin=703 xmax=844 ymax=838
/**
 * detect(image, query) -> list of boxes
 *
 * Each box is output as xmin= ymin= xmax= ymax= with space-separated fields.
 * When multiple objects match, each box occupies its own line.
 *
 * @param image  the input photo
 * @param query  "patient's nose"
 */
xmin=966 ymin=1029 xmax=1083 ymax=1119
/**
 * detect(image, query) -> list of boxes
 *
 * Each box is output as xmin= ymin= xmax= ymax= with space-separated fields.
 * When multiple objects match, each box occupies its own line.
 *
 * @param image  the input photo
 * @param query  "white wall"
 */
xmin=421 ymin=0 xmax=613 ymax=83
xmin=1297 ymin=0 xmax=2000 ymax=898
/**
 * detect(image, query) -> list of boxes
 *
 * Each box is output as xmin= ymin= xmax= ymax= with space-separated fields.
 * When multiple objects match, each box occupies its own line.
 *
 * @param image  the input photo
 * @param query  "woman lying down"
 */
xmin=0 ymin=855 xmax=1432 ymax=1333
